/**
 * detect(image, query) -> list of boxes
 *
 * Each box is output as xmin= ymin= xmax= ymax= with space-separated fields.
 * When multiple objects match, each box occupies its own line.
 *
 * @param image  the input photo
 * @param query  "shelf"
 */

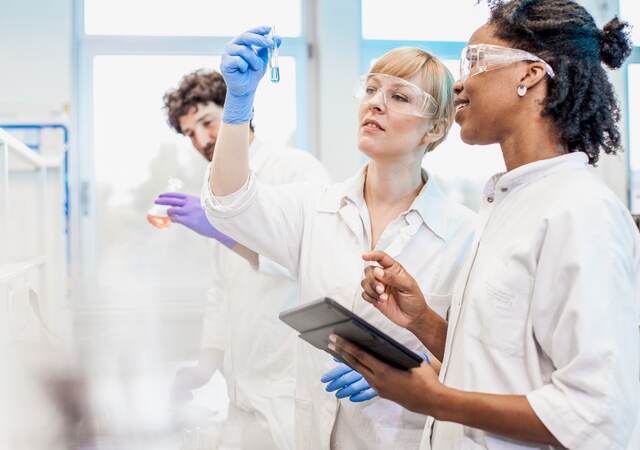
xmin=0 ymin=129 xmax=63 ymax=170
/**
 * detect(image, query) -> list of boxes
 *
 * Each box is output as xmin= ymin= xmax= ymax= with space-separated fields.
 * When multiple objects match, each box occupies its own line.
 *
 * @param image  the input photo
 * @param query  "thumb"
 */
xmin=373 ymin=263 xmax=413 ymax=291
xmin=362 ymin=251 xmax=397 ymax=269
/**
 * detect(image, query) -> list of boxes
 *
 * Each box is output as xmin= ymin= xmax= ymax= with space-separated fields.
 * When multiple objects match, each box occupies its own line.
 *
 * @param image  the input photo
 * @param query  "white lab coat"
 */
xmin=202 ymin=164 xmax=477 ymax=450
xmin=425 ymin=153 xmax=640 ymax=450
xmin=201 ymin=137 xmax=330 ymax=450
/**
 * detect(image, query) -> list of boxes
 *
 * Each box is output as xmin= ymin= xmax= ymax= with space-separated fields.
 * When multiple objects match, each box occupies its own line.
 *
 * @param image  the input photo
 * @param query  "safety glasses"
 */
xmin=354 ymin=73 xmax=439 ymax=118
xmin=460 ymin=44 xmax=555 ymax=82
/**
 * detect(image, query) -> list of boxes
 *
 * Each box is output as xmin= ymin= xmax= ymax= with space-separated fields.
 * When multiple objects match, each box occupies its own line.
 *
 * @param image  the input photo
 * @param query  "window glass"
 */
xmin=362 ymin=0 xmax=489 ymax=41
xmin=91 ymin=54 xmax=297 ymax=302
xmin=85 ymin=0 xmax=301 ymax=36
xmin=619 ymin=0 xmax=640 ymax=45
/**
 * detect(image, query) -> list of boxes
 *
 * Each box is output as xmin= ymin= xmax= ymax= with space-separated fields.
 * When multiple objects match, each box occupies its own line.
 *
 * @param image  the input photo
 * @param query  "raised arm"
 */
xmin=210 ymin=26 xmax=279 ymax=196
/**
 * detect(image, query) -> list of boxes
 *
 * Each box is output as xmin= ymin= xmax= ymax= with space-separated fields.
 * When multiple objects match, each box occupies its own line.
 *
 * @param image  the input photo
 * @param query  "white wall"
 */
xmin=0 ymin=0 xmax=72 ymax=122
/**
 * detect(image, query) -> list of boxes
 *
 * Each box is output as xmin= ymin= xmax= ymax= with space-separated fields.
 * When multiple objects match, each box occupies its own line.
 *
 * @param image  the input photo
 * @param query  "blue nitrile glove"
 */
xmin=155 ymin=193 xmax=236 ymax=248
xmin=321 ymin=362 xmax=378 ymax=403
xmin=220 ymin=25 xmax=282 ymax=124
xmin=320 ymin=353 xmax=431 ymax=403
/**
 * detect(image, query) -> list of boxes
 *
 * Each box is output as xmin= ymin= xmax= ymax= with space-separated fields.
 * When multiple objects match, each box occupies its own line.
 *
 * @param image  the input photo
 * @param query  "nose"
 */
xmin=194 ymin=126 xmax=211 ymax=150
xmin=367 ymin=90 xmax=386 ymax=113
xmin=453 ymin=80 xmax=464 ymax=96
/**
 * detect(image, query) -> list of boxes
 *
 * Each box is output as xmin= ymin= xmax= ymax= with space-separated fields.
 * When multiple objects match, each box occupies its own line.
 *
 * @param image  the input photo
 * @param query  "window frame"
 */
xmin=625 ymin=47 xmax=640 ymax=213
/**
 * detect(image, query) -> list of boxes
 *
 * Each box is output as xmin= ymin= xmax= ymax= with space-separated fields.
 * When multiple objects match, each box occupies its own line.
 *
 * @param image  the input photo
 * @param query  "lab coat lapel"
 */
xmin=438 ymin=239 xmax=478 ymax=380
xmin=383 ymin=215 xmax=423 ymax=259
xmin=338 ymin=202 xmax=365 ymax=244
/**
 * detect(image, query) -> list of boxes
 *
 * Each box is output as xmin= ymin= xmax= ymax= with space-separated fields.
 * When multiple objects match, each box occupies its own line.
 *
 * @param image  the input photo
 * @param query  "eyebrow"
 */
xmin=368 ymin=77 xmax=415 ymax=90
xmin=183 ymin=113 xmax=217 ymax=135
xmin=196 ymin=114 xmax=212 ymax=124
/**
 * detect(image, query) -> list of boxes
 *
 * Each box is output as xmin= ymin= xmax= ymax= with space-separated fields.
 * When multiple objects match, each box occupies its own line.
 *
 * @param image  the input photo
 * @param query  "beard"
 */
xmin=203 ymin=142 xmax=215 ymax=162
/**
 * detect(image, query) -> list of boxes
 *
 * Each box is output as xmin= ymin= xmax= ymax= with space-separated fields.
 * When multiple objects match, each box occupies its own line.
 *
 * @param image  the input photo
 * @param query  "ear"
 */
xmin=519 ymin=61 xmax=548 ymax=90
xmin=421 ymin=118 xmax=448 ymax=146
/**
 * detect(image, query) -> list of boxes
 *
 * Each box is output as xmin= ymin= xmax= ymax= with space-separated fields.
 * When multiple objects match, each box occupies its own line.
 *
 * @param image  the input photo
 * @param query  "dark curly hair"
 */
xmin=486 ymin=0 xmax=633 ymax=165
xmin=163 ymin=69 xmax=254 ymax=134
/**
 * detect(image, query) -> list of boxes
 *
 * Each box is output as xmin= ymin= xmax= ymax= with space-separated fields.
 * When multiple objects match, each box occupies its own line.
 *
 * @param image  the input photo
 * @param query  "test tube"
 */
xmin=268 ymin=25 xmax=280 ymax=83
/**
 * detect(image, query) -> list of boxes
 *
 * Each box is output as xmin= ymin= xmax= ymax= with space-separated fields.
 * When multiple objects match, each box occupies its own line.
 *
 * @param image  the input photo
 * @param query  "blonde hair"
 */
xmin=370 ymin=47 xmax=455 ymax=153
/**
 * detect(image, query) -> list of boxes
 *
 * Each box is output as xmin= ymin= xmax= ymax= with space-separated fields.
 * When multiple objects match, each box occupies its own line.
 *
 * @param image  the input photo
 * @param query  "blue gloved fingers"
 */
xmin=335 ymin=378 xmax=370 ymax=399
xmin=325 ymin=370 xmax=362 ymax=392
xmin=349 ymin=388 xmax=378 ymax=402
xmin=255 ymin=45 xmax=271 ymax=62
xmin=221 ymin=54 xmax=250 ymax=74
xmin=252 ymin=36 xmax=282 ymax=61
xmin=226 ymin=43 xmax=263 ymax=71
xmin=239 ymin=25 xmax=272 ymax=37
xmin=320 ymin=363 xmax=352 ymax=383
xmin=157 ymin=192 xmax=187 ymax=199
xmin=232 ymin=31 xmax=274 ymax=50
xmin=155 ymin=197 xmax=187 ymax=207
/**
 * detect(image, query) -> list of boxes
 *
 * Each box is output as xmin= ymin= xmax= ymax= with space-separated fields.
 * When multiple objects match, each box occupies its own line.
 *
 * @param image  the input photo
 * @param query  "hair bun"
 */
xmin=600 ymin=17 xmax=633 ymax=69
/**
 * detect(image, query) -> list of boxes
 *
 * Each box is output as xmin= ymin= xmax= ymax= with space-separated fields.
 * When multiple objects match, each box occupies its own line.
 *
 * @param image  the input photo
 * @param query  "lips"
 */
xmin=361 ymin=118 xmax=385 ymax=132
xmin=454 ymin=95 xmax=470 ymax=112
xmin=454 ymin=98 xmax=469 ymax=113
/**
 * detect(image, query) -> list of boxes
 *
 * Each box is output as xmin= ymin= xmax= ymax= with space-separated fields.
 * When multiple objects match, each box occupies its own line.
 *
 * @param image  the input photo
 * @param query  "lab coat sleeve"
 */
xmin=200 ymin=241 xmax=228 ymax=351
xmin=257 ymin=255 xmax=296 ymax=280
xmin=526 ymin=197 xmax=640 ymax=450
xmin=253 ymin=149 xmax=331 ymax=280
xmin=201 ymin=166 xmax=320 ymax=279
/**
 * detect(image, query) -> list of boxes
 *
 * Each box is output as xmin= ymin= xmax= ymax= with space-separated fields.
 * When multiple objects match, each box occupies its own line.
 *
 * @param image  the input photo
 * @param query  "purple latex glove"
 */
xmin=154 ymin=193 xmax=236 ymax=248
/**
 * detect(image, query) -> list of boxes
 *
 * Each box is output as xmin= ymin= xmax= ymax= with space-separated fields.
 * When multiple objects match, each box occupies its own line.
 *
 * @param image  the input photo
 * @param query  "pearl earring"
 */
xmin=517 ymin=84 xmax=528 ymax=97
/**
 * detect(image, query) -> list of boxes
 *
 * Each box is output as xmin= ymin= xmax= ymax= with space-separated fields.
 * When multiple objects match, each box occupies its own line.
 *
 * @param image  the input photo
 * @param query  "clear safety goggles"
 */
xmin=459 ymin=44 xmax=555 ymax=82
xmin=354 ymin=73 xmax=439 ymax=118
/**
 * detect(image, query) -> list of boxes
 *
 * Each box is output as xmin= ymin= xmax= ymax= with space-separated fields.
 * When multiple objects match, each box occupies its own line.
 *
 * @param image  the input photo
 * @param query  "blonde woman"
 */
xmin=202 ymin=26 xmax=476 ymax=449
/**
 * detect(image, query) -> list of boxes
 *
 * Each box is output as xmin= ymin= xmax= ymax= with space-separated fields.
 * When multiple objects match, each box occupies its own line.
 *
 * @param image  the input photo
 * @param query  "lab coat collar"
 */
xmin=484 ymin=152 xmax=588 ymax=199
xmin=411 ymin=173 xmax=449 ymax=241
xmin=316 ymin=164 xmax=450 ymax=241
xmin=315 ymin=164 xmax=367 ymax=214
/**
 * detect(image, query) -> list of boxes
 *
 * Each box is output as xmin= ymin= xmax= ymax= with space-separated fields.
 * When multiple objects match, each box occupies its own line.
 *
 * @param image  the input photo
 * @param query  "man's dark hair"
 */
xmin=487 ymin=0 xmax=633 ymax=165
xmin=163 ymin=69 xmax=254 ymax=134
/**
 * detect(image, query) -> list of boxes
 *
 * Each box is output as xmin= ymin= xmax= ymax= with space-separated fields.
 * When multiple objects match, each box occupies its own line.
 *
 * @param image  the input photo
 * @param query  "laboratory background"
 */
xmin=0 ymin=0 xmax=639 ymax=449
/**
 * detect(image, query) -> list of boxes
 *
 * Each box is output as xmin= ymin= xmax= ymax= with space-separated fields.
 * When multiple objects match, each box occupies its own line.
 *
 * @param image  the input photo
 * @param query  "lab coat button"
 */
xmin=487 ymin=196 xmax=494 ymax=203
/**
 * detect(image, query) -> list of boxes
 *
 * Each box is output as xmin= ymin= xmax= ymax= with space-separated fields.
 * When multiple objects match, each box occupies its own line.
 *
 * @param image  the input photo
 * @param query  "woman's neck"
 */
xmin=500 ymin=117 xmax=566 ymax=172
xmin=363 ymin=156 xmax=424 ymax=250
xmin=364 ymin=157 xmax=424 ymax=210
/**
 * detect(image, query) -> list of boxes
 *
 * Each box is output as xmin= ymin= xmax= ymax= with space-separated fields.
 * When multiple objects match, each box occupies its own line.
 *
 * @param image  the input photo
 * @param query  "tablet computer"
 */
xmin=279 ymin=297 xmax=422 ymax=370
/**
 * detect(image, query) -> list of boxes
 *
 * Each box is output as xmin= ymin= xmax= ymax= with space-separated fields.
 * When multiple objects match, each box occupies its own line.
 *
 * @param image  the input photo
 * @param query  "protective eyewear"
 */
xmin=354 ymin=73 xmax=439 ymax=118
xmin=460 ymin=44 xmax=555 ymax=82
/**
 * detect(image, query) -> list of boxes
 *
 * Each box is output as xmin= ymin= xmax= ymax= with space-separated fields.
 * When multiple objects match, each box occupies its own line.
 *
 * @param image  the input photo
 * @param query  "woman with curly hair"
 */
xmin=330 ymin=1 xmax=640 ymax=449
